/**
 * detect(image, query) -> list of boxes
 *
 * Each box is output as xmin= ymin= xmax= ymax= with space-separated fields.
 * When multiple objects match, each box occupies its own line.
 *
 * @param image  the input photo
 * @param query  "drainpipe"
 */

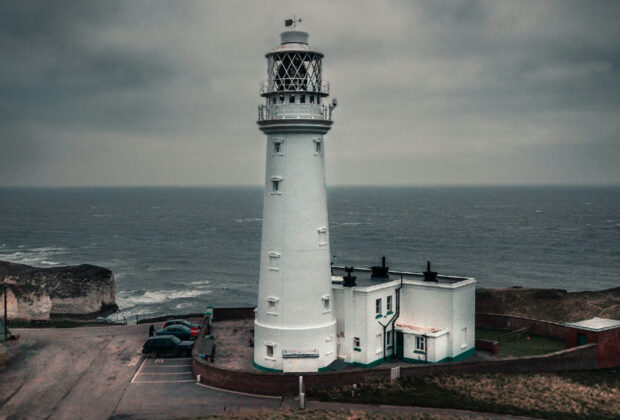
xmin=378 ymin=274 xmax=403 ymax=361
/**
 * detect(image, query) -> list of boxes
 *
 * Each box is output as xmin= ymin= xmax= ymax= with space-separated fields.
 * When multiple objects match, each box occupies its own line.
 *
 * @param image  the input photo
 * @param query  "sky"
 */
xmin=1 ymin=0 xmax=619 ymax=186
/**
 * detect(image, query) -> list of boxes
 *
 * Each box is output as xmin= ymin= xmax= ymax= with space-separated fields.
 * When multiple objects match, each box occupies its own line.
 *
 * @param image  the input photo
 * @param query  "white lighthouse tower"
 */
xmin=254 ymin=21 xmax=337 ymax=372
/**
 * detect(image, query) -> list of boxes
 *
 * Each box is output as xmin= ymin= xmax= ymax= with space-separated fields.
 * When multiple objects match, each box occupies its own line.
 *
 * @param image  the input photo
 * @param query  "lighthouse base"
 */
xmin=254 ymin=319 xmax=337 ymax=372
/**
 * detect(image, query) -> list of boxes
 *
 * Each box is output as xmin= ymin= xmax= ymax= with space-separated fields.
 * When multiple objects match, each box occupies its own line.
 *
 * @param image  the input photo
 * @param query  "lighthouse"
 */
xmin=254 ymin=21 xmax=337 ymax=372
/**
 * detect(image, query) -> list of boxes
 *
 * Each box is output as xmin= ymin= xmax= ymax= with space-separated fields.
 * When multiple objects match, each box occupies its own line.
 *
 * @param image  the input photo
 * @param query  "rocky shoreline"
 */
xmin=0 ymin=260 xmax=118 ymax=321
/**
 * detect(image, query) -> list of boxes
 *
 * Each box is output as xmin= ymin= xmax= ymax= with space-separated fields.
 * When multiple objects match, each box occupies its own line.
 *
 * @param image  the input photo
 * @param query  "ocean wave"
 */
xmin=147 ymin=266 xmax=176 ymax=272
xmin=118 ymin=289 xmax=211 ymax=307
xmin=0 ymin=246 xmax=67 ymax=267
xmin=236 ymin=218 xmax=262 ymax=223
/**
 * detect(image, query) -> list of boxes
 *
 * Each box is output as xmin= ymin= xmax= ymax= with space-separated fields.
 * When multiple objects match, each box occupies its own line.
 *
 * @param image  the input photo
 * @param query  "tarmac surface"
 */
xmin=0 ymin=323 xmax=533 ymax=420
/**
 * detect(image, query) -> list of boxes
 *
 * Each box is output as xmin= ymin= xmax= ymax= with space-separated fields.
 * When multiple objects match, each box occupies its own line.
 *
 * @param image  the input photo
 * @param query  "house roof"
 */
xmin=565 ymin=317 xmax=620 ymax=332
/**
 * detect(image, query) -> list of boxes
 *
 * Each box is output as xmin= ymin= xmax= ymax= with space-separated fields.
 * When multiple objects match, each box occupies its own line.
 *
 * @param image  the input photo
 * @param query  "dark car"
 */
xmin=141 ymin=335 xmax=194 ymax=357
xmin=162 ymin=319 xmax=200 ymax=337
xmin=155 ymin=324 xmax=194 ymax=341
xmin=163 ymin=319 xmax=200 ymax=329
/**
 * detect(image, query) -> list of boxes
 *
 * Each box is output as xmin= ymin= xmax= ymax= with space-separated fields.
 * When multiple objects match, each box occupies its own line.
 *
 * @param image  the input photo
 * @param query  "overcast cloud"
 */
xmin=1 ymin=0 xmax=619 ymax=186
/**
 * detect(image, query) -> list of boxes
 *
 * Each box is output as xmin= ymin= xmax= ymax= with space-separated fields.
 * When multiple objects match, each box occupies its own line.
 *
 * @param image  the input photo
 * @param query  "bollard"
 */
xmin=299 ymin=376 xmax=304 ymax=409
xmin=196 ymin=374 xmax=201 ymax=384
xmin=299 ymin=392 xmax=305 ymax=409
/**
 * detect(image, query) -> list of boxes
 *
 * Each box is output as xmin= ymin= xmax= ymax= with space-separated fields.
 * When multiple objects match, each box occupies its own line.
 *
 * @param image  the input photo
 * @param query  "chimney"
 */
xmin=371 ymin=256 xmax=389 ymax=279
xmin=423 ymin=261 xmax=438 ymax=282
xmin=342 ymin=266 xmax=357 ymax=287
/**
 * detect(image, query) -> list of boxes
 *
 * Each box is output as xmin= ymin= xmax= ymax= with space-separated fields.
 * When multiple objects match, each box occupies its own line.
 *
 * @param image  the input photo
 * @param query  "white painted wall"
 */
xmin=254 ymin=132 xmax=337 ymax=371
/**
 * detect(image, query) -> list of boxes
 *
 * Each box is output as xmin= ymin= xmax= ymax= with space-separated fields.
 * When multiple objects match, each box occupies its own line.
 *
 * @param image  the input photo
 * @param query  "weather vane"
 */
xmin=284 ymin=16 xmax=302 ymax=28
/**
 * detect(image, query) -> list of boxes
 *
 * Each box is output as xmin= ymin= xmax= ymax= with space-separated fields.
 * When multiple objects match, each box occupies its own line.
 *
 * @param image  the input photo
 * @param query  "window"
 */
xmin=274 ymin=142 xmax=282 ymax=153
xmin=415 ymin=336 xmax=426 ymax=352
xmin=310 ymin=95 xmax=315 ymax=104
xmin=387 ymin=295 xmax=392 ymax=312
xmin=271 ymin=97 xmax=276 ymax=105
xmin=268 ymin=252 xmax=281 ymax=271
xmin=272 ymin=180 xmax=279 ymax=191
xmin=386 ymin=330 xmax=392 ymax=346
xmin=318 ymin=227 xmax=327 ymax=246
xmin=322 ymin=296 xmax=330 ymax=311
xmin=314 ymin=139 xmax=322 ymax=154
xmin=279 ymin=95 xmax=284 ymax=104
xmin=266 ymin=344 xmax=274 ymax=357
xmin=376 ymin=298 xmax=382 ymax=315
xmin=300 ymin=94 xmax=306 ymax=103
xmin=269 ymin=301 xmax=276 ymax=310
xmin=289 ymin=94 xmax=295 ymax=103
xmin=353 ymin=337 xmax=360 ymax=348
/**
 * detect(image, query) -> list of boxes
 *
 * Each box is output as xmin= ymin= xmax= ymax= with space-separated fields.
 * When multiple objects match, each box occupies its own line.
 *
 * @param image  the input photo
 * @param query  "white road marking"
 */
xmin=196 ymin=382 xmax=282 ymax=399
xmin=133 ymin=380 xmax=196 ymax=384
xmin=130 ymin=358 xmax=147 ymax=384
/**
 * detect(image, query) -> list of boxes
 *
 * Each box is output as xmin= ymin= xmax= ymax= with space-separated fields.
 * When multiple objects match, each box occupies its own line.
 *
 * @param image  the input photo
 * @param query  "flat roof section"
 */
xmin=565 ymin=317 xmax=620 ymax=332
xmin=331 ymin=266 xmax=472 ymax=289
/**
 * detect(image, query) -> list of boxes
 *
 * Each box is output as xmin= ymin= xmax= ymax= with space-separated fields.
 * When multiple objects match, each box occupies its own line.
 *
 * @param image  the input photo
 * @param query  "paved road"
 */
xmin=0 ymin=325 xmax=534 ymax=420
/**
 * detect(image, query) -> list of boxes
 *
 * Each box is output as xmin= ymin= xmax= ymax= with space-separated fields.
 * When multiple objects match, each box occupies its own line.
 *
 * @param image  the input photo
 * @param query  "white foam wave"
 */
xmin=118 ymin=289 xmax=211 ymax=307
xmin=236 ymin=218 xmax=262 ymax=223
xmin=147 ymin=266 xmax=175 ymax=272
xmin=0 ymin=246 xmax=67 ymax=267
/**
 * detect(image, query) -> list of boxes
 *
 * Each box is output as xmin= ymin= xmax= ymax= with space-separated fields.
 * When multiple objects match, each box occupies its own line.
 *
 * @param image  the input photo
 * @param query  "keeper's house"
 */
xmin=331 ymin=259 xmax=475 ymax=367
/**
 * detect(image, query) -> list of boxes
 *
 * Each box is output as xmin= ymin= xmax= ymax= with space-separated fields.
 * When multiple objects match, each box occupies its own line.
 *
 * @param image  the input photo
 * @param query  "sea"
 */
xmin=0 ymin=186 xmax=618 ymax=321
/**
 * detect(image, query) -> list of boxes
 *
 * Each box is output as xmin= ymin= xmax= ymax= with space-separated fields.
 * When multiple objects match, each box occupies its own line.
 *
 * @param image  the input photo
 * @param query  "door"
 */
xmin=396 ymin=331 xmax=404 ymax=358
xmin=577 ymin=333 xmax=587 ymax=346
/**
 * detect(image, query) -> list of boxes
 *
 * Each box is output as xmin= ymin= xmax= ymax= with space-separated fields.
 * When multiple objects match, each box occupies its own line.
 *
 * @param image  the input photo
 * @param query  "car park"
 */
xmin=162 ymin=319 xmax=200 ymax=336
xmin=141 ymin=335 xmax=194 ymax=358
xmin=156 ymin=324 xmax=195 ymax=341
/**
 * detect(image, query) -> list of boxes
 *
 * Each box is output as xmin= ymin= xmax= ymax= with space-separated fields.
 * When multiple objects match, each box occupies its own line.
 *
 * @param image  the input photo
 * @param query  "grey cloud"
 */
xmin=0 ymin=0 xmax=619 ymax=186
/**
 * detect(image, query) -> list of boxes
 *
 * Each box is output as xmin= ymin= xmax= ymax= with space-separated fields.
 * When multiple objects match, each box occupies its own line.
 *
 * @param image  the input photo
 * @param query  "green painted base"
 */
xmin=252 ymin=361 xmax=283 ymax=373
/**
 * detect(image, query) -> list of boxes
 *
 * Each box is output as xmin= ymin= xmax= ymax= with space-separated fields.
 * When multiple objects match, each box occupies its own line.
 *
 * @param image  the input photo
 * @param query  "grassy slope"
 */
xmin=315 ymin=370 xmax=620 ymax=420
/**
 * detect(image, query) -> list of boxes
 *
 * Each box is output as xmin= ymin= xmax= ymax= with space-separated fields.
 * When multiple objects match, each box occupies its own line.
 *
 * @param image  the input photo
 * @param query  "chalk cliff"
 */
xmin=0 ymin=261 xmax=118 ymax=320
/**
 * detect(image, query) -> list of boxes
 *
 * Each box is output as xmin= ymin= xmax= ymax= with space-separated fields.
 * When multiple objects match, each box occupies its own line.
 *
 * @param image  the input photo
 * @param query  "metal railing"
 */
xmin=258 ymin=103 xmax=332 ymax=121
xmin=259 ymin=80 xmax=329 ymax=96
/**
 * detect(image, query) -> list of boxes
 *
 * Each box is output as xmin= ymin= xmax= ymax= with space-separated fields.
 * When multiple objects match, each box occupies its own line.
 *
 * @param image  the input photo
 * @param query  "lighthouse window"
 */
xmin=289 ymin=94 xmax=295 ymax=103
xmin=318 ymin=227 xmax=327 ymax=246
xmin=271 ymin=97 xmax=276 ymax=105
xmin=279 ymin=95 xmax=285 ymax=104
xmin=310 ymin=95 xmax=315 ymax=104
xmin=322 ymin=295 xmax=330 ymax=312
xmin=266 ymin=344 xmax=274 ymax=357
xmin=300 ymin=94 xmax=306 ymax=103
xmin=415 ymin=336 xmax=426 ymax=352
xmin=272 ymin=180 xmax=280 ymax=192
xmin=274 ymin=142 xmax=282 ymax=153
xmin=314 ymin=139 xmax=322 ymax=154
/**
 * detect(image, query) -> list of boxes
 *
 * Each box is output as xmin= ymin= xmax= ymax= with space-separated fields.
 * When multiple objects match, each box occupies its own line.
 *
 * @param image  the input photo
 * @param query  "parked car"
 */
xmin=162 ymin=319 xmax=200 ymax=337
xmin=155 ymin=324 xmax=195 ymax=341
xmin=141 ymin=335 xmax=194 ymax=357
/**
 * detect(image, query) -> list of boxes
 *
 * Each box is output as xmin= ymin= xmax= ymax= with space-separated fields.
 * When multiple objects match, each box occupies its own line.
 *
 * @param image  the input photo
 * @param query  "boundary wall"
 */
xmin=192 ymin=309 xmax=600 ymax=396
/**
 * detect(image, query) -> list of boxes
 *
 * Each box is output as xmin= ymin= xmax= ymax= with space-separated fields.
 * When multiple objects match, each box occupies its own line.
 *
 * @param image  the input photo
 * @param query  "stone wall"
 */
xmin=476 ymin=312 xmax=569 ymax=340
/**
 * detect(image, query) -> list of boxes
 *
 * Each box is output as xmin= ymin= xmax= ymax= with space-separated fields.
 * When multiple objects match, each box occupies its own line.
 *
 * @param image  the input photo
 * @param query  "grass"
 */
xmin=475 ymin=328 xmax=565 ymax=357
xmin=315 ymin=370 xmax=620 ymax=419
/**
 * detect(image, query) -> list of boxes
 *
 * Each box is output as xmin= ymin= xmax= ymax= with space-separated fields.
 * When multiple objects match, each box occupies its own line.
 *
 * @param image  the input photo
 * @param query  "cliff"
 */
xmin=0 ymin=260 xmax=118 ymax=321
xmin=476 ymin=286 xmax=620 ymax=323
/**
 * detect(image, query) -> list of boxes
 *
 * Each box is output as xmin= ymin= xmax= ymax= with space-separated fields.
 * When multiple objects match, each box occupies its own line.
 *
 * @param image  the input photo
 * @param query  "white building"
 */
xmin=253 ymin=22 xmax=475 ymax=372
xmin=254 ymin=24 xmax=337 ymax=373
xmin=332 ymin=261 xmax=476 ymax=366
